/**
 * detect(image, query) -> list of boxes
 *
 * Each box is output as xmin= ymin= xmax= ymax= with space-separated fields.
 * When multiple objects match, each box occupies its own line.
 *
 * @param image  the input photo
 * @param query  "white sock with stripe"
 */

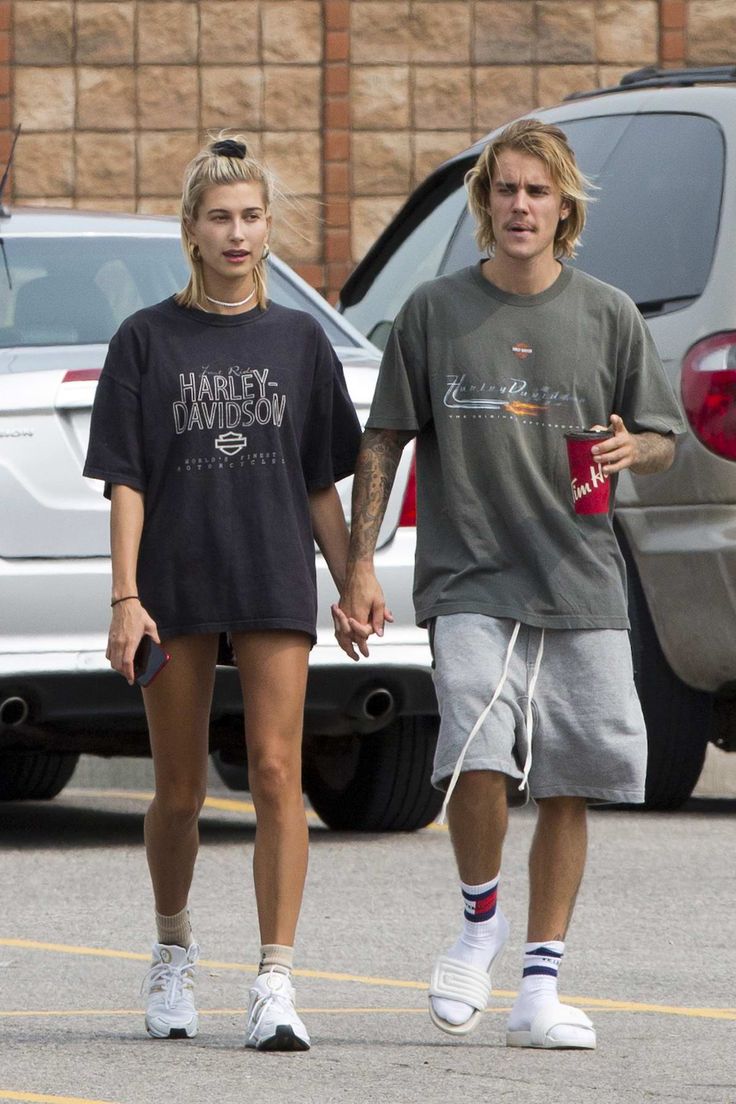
xmin=431 ymin=874 xmax=508 ymax=1026
xmin=507 ymin=940 xmax=590 ymax=1044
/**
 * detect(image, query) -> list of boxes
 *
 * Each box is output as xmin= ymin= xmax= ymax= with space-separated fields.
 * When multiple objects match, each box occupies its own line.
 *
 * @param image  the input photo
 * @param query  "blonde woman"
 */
xmin=84 ymin=135 xmax=360 ymax=1051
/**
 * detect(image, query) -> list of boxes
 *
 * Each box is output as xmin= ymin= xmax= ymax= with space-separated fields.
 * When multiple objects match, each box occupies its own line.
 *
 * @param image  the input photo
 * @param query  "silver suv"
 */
xmin=0 ymin=207 xmax=443 ymax=831
xmin=340 ymin=66 xmax=736 ymax=810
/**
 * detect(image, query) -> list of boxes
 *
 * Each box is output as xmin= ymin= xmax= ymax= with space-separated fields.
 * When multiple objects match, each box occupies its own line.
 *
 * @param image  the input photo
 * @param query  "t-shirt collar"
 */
xmin=470 ymin=261 xmax=573 ymax=307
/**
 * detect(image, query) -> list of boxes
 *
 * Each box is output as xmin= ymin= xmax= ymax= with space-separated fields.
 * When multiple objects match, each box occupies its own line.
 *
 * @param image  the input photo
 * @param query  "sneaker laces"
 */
xmin=248 ymin=971 xmax=296 ymax=1025
xmin=141 ymin=945 xmax=199 ymax=1009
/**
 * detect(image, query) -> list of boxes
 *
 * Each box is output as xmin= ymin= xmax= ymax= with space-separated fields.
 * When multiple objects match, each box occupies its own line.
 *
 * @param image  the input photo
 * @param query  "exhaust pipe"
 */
xmin=0 ymin=696 xmax=30 ymax=727
xmin=348 ymin=685 xmax=396 ymax=728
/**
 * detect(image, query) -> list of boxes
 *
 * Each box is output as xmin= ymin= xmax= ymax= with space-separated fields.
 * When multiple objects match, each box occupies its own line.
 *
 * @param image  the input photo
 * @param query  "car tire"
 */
xmin=0 ymin=751 xmax=80 ymax=801
xmin=210 ymin=749 xmax=249 ymax=792
xmin=620 ymin=532 xmax=712 ymax=810
xmin=302 ymin=716 xmax=443 ymax=832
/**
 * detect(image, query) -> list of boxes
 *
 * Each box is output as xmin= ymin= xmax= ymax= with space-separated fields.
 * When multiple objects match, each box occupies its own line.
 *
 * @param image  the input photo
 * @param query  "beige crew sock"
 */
xmin=259 ymin=944 xmax=294 ymax=976
xmin=155 ymin=906 xmax=193 ymax=948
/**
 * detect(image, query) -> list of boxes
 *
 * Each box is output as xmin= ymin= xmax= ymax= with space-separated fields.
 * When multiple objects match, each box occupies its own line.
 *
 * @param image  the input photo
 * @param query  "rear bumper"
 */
xmin=1 ymin=532 xmax=434 ymax=753
xmin=0 ymin=644 xmax=436 ymax=755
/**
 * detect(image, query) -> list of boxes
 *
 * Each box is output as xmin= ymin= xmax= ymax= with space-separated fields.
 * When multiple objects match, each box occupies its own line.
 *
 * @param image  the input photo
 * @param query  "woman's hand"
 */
xmin=106 ymin=599 xmax=160 ymax=685
xmin=333 ymin=564 xmax=394 ymax=660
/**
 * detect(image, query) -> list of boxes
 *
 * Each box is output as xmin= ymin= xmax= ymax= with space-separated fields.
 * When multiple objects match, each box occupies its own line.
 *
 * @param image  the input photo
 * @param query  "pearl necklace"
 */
xmin=204 ymin=286 xmax=256 ymax=308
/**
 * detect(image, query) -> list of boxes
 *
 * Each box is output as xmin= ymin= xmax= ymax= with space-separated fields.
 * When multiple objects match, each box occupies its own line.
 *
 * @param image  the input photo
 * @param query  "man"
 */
xmin=335 ymin=119 xmax=686 ymax=1050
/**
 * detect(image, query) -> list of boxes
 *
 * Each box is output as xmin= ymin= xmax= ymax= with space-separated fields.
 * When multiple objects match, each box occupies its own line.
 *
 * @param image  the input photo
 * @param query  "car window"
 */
xmin=342 ymin=185 xmax=468 ymax=348
xmin=265 ymin=264 xmax=360 ymax=347
xmin=442 ymin=113 xmax=725 ymax=315
xmin=0 ymin=235 xmax=359 ymax=353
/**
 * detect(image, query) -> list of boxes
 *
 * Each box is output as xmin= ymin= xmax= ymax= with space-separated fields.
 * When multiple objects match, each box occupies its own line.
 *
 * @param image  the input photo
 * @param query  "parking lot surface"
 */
xmin=1 ymin=756 xmax=735 ymax=1104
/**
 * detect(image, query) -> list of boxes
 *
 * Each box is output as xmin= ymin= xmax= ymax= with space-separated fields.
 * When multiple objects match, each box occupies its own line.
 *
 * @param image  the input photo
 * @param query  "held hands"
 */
xmin=331 ymin=564 xmax=394 ymax=661
xmin=590 ymin=414 xmax=639 ymax=474
xmin=107 ymin=599 xmax=160 ymax=685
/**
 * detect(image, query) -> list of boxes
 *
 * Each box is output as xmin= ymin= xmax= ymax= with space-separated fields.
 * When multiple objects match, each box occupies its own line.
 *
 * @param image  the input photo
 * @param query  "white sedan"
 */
xmin=0 ymin=207 xmax=439 ymax=830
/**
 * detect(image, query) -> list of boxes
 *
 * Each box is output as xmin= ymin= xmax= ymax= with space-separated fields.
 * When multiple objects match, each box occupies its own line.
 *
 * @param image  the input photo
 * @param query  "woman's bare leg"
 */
xmin=232 ymin=631 xmax=311 ymax=947
xmin=142 ymin=634 xmax=218 ymax=915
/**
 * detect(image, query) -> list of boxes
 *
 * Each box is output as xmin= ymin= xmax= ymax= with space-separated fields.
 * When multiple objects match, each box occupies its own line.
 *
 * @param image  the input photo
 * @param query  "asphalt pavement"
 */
xmin=1 ymin=753 xmax=735 ymax=1104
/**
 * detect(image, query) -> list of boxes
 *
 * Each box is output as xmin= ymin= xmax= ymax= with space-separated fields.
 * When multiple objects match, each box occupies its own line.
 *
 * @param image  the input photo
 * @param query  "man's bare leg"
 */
xmin=506 ymin=796 xmax=595 ymax=1048
xmin=528 ymin=796 xmax=588 ymax=942
xmin=447 ymin=770 xmax=508 ymax=884
xmin=429 ymin=771 xmax=510 ymax=1031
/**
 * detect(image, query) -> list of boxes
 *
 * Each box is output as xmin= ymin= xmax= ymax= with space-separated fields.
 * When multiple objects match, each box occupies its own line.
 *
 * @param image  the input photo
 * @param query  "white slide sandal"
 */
xmin=428 ymin=942 xmax=505 ymax=1037
xmin=506 ymin=1002 xmax=596 ymax=1049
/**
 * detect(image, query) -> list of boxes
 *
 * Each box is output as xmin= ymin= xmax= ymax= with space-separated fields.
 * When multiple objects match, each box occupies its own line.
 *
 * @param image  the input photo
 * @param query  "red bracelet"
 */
xmin=111 ymin=595 xmax=140 ymax=607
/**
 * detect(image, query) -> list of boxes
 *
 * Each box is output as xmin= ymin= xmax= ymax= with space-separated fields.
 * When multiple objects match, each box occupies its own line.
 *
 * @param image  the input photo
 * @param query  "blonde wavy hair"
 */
xmin=176 ymin=132 xmax=274 ymax=311
xmin=465 ymin=118 xmax=592 ymax=260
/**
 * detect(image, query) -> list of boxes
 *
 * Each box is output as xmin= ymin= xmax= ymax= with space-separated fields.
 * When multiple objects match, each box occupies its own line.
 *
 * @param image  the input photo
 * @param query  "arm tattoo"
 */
xmin=349 ymin=428 xmax=414 ymax=561
xmin=631 ymin=432 xmax=676 ymax=475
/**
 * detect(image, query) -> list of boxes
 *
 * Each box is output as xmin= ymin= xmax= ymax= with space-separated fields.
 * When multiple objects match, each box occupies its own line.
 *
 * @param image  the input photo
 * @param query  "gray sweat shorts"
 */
xmin=430 ymin=613 xmax=647 ymax=804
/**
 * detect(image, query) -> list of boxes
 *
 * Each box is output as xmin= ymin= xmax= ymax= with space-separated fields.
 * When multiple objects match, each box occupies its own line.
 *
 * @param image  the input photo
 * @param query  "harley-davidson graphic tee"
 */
xmin=367 ymin=264 xmax=687 ymax=630
xmin=84 ymin=297 xmax=361 ymax=642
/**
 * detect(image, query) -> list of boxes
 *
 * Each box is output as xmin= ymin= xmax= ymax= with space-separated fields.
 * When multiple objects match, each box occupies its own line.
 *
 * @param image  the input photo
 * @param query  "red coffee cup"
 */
xmin=564 ymin=429 xmax=614 ymax=515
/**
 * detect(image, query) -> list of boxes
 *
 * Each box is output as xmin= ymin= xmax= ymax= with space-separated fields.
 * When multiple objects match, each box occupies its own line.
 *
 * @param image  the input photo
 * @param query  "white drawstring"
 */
xmin=518 ymin=628 xmax=545 ymax=794
xmin=437 ymin=620 xmax=521 ymax=825
xmin=436 ymin=623 xmax=546 ymax=825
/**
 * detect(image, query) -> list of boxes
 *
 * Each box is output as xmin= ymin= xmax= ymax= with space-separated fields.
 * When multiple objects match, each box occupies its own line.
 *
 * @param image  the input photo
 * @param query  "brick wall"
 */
xmin=4 ymin=1 xmax=736 ymax=302
xmin=9 ymin=0 xmax=326 ymax=289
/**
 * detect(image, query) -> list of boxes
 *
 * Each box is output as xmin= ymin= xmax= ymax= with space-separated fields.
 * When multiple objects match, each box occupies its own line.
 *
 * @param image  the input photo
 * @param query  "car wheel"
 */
xmin=620 ymin=532 xmax=712 ymax=810
xmin=210 ymin=749 xmax=249 ymax=792
xmin=0 ymin=751 xmax=80 ymax=801
xmin=302 ymin=716 xmax=443 ymax=832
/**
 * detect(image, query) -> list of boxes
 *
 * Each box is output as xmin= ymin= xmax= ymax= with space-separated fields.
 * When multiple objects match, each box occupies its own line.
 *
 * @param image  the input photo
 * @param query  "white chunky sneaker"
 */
xmin=245 ymin=969 xmax=310 ymax=1051
xmin=142 ymin=942 xmax=199 ymax=1039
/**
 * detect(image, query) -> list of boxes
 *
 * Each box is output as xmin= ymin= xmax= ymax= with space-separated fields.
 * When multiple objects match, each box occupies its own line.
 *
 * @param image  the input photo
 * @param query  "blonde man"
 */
xmin=336 ymin=119 xmax=685 ymax=1049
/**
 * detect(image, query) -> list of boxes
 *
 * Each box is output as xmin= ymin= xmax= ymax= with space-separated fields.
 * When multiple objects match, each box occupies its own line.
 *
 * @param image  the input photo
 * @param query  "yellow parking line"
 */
xmin=65 ymin=788 xmax=322 ymax=821
xmin=65 ymin=788 xmax=155 ymax=802
xmin=0 ymin=1093 xmax=119 ymax=1104
xmin=0 ymin=940 xmax=150 ymax=965
xmin=2 ymin=1002 xmax=735 ymax=1022
xmin=64 ymin=786 xmax=447 ymax=828
xmin=1 ymin=938 xmax=734 ymax=1021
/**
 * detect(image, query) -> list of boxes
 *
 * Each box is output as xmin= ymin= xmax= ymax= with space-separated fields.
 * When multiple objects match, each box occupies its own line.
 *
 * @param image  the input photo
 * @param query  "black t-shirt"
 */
xmin=83 ymin=297 xmax=361 ymax=642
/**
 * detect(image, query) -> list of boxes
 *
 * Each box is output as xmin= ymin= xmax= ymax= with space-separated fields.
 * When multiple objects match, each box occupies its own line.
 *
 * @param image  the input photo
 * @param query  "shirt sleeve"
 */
xmin=366 ymin=287 xmax=433 ymax=433
xmin=614 ymin=297 xmax=688 ymax=436
xmin=83 ymin=324 xmax=146 ymax=500
xmin=300 ymin=327 xmax=362 ymax=491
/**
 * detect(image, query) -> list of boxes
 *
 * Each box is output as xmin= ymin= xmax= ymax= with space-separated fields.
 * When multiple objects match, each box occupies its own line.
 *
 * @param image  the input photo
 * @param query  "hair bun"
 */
xmin=212 ymin=138 xmax=247 ymax=159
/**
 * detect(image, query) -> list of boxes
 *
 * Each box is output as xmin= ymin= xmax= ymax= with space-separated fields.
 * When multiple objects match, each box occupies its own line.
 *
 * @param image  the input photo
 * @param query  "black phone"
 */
xmin=133 ymin=635 xmax=170 ymax=687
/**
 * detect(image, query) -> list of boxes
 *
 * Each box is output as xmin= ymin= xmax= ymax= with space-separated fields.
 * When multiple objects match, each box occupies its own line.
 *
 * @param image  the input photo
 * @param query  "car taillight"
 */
xmin=399 ymin=451 xmax=417 ymax=526
xmin=61 ymin=369 xmax=102 ymax=383
xmin=681 ymin=332 xmax=736 ymax=461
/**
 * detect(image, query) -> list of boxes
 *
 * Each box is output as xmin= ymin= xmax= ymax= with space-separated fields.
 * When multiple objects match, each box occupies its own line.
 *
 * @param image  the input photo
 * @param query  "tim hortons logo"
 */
xmin=512 ymin=341 xmax=533 ymax=360
xmin=572 ymin=463 xmax=608 ymax=502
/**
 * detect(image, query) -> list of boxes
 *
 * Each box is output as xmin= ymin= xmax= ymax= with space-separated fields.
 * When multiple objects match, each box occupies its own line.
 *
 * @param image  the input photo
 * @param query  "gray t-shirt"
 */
xmin=366 ymin=264 xmax=687 ymax=630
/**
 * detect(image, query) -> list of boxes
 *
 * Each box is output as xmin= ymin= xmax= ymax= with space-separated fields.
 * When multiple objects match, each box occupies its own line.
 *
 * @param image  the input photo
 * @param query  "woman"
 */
xmin=83 ymin=135 xmax=361 ymax=1052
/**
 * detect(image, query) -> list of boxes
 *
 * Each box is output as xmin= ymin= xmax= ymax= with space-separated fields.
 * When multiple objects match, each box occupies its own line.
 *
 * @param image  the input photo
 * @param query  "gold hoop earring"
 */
xmin=188 ymin=241 xmax=201 ymax=261
xmin=262 ymin=243 xmax=271 ymax=260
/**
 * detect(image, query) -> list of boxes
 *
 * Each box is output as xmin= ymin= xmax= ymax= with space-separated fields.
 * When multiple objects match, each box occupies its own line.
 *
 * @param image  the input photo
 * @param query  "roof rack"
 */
xmin=565 ymin=65 xmax=736 ymax=101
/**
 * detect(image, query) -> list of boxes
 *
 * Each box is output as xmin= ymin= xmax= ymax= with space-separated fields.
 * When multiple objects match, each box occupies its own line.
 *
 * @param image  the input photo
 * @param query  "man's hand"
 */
xmin=333 ymin=563 xmax=394 ymax=661
xmin=591 ymin=414 xmax=675 ymax=475
xmin=333 ymin=427 xmax=411 ymax=660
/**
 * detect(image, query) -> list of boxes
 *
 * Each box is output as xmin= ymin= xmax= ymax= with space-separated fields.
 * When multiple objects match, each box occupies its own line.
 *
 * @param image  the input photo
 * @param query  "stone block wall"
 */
xmin=2 ymin=1 xmax=735 ymax=300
